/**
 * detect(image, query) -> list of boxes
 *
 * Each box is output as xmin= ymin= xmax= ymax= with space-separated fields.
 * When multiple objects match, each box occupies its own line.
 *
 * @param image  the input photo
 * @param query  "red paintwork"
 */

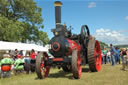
xmin=94 ymin=40 xmax=101 ymax=71
xmin=53 ymin=58 xmax=64 ymax=61
xmin=66 ymin=39 xmax=81 ymax=56
xmin=67 ymin=39 xmax=82 ymax=79
xmin=1 ymin=65 xmax=11 ymax=71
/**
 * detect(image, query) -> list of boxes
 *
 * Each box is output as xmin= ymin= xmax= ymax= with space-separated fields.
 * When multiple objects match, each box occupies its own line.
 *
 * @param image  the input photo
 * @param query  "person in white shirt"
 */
xmin=106 ymin=50 xmax=111 ymax=63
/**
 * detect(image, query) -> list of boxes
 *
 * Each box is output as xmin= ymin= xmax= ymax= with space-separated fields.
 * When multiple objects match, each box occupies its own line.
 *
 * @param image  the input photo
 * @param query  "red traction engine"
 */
xmin=36 ymin=1 xmax=101 ymax=79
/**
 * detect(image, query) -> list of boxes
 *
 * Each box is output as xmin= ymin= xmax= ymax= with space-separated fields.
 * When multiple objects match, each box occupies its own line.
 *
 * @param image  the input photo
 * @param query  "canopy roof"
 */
xmin=0 ymin=41 xmax=48 ymax=52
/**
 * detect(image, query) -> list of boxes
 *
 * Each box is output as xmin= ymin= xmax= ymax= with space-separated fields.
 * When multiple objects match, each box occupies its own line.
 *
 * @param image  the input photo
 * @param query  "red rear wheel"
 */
xmin=36 ymin=52 xmax=50 ymax=79
xmin=88 ymin=39 xmax=101 ymax=72
xmin=72 ymin=50 xmax=82 ymax=79
xmin=94 ymin=40 xmax=101 ymax=71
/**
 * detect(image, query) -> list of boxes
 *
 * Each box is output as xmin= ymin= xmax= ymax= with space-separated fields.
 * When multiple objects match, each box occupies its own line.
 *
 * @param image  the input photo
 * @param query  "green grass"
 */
xmin=1 ymin=64 xmax=128 ymax=85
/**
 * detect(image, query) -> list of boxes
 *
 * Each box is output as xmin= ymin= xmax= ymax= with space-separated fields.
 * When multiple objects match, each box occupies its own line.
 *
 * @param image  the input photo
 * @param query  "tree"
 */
xmin=0 ymin=0 xmax=49 ymax=45
xmin=99 ymin=41 xmax=108 ymax=50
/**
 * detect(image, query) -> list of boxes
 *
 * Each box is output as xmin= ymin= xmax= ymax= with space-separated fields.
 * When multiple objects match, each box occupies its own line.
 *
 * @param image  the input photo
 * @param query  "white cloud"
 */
xmin=125 ymin=16 xmax=128 ymax=20
xmin=94 ymin=28 xmax=128 ymax=45
xmin=119 ymin=29 xmax=128 ymax=33
xmin=88 ymin=2 xmax=96 ymax=8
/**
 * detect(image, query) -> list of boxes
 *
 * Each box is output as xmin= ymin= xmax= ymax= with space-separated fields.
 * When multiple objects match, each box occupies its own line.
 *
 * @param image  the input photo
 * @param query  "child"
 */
xmin=14 ymin=55 xmax=25 ymax=74
xmin=0 ymin=54 xmax=13 ymax=78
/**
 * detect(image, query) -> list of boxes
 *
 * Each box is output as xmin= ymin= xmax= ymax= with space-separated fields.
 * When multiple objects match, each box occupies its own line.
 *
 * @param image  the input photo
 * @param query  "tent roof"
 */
xmin=0 ymin=41 xmax=48 ymax=52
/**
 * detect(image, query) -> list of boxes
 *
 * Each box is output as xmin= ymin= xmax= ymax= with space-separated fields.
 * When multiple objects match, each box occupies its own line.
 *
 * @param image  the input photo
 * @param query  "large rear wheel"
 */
xmin=72 ymin=50 xmax=82 ymax=79
xmin=36 ymin=52 xmax=50 ymax=79
xmin=87 ymin=39 xmax=101 ymax=72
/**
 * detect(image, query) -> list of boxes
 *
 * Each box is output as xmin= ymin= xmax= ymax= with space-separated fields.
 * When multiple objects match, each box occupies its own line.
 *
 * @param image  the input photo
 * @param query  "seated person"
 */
xmin=14 ymin=55 xmax=25 ymax=74
xmin=0 ymin=54 xmax=13 ymax=78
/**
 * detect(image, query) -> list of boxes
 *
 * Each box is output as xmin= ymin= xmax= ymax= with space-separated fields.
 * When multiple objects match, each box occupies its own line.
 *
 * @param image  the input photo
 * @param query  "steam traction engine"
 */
xmin=36 ymin=1 xmax=101 ymax=79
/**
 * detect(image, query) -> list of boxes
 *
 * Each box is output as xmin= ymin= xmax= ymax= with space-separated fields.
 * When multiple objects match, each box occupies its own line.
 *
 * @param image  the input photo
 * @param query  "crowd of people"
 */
xmin=0 ymin=49 xmax=38 ymax=78
xmin=102 ymin=44 xmax=128 ymax=70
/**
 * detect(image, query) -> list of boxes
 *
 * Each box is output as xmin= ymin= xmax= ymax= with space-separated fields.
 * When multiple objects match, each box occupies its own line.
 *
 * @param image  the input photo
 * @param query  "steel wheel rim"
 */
xmin=94 ymin=40 xmax=101 ymax=71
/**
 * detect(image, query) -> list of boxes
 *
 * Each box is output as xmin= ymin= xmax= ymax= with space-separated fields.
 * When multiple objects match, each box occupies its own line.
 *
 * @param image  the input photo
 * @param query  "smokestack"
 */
xmin=54 ymin=1 xmax=62 ymax=27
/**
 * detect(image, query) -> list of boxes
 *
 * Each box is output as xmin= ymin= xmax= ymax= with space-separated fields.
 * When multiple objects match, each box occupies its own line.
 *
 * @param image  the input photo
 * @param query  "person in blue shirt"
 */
xmin=19 ymin=50 xmax=23 ymax=56
xmin=110 ymin=44 xmax=116 ymax=66
xmin=115 ymin=47 xmax=120 ymax=64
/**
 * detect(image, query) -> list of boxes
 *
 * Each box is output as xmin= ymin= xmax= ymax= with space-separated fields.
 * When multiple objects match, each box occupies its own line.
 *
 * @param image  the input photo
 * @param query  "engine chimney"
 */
xmin=54 ymin=1 xmax=62 ymax=28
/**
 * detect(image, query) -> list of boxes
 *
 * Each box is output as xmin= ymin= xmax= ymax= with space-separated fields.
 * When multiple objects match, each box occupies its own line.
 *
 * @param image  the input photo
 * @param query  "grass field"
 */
xmin=1 ymin=64 xmax=128 ymax=85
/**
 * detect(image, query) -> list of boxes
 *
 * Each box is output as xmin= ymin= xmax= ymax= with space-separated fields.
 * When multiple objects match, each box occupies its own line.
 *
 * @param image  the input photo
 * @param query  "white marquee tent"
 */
xmin=0 ymin=41 xmax=48 ymax=52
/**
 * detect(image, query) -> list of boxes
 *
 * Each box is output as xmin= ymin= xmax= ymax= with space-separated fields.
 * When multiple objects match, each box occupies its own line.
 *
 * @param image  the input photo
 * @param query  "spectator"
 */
xmin=30 ymin=49 xmax=37 ymax=72
xmin=126 ymin=49 xmax=128 ymax=61
xmin=30 ymin=49 xmax=37 ymax=60
xmin=115 ymin=47 xmax=120 ymax=64
xmin=13 ymin=49 xmax=18 ymax=60
xmin=24 ymin=51 xmax=30 ymax=64
xmin=8 ymin=50 xmax=12 ymax=58
xmin=110 ymin=44 xmax=116 ymax=66
xmin=121 ymin=48 xmax=128 ymax=70
xmin=102 ymin=48 xmax=107 ymax=64
xmin=14 ymin=55 xmax=25 ymax=74
xmin=101 ymin=52 xmax=104 ymax=64
xmin=120 ymin=48 xmax=124 ymax=64
xmin=126 ymin=49 xmax=128 ymax=65
xmin=106 ymin=50 xmax=111 ymax=63
xmin=24 ymin=51 xmax=31 ymax=74
xmin=0 ymin=54 xmax=13 ymax=78
xmin=121 ymin=48 xmax=126 ymax=64
xmin=19 ymin=50 xmax=23 ymax=56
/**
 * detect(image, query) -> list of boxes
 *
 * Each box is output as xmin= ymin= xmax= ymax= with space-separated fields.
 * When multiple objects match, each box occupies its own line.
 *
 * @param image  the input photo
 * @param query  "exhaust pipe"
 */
xmin=54 ymin=1 xmax=62 ymax=28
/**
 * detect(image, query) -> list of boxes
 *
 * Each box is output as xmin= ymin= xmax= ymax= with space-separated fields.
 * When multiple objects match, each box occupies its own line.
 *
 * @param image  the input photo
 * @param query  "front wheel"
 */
xmin=72 ymin=50 xmax=82 ymax=79
xmin=36 ymin=52 xmax=50 ymax=79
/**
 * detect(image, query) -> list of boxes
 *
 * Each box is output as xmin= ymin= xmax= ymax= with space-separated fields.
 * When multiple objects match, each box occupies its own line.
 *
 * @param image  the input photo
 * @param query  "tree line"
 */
xmin=99 ymin=41 xmax=108 ymax=50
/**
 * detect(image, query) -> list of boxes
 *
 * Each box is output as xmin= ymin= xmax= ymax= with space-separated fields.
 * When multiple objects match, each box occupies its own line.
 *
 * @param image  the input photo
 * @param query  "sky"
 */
xmin=34 ymin=0 xmax=128 ymax=45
